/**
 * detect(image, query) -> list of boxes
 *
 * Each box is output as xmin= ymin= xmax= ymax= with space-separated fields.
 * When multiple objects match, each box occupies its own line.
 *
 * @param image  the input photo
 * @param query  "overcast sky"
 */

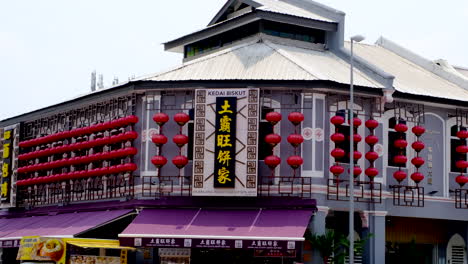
xmin=1 ymin=0 xmax=467 ymax=120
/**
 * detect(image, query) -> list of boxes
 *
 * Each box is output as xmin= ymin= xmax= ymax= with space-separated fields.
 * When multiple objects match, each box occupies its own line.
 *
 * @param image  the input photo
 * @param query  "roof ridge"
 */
xmin=139 ymin=37 xmax=262 ymax=81
xmin=375 ymin=36 xmax=468 ymax=90
xmin=262 ymin=40 xmax=320 ymax=80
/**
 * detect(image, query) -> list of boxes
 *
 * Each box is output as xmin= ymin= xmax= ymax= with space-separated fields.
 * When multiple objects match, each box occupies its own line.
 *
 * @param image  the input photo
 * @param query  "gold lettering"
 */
xmin=2 ymin=163 xmax=8 ymax=177
xmin=219 ymin=115 xmax=232 ymax=133
xmin=217 ymin=167 xmax=231 ymax=184
xmin=217 ymin=150 xmax=232 ymax=166
xmin=1 ymin=182 xmax=8 ymax=197
xmin=3 ymin=131 xmax=11 ymax=140
xmin=218 ymin=100 xmax=233 ymax=114
xmin=217 ymin=135 xmax=232 ymax=148
xmin=2 ymin=143 xmax=10 ymax=159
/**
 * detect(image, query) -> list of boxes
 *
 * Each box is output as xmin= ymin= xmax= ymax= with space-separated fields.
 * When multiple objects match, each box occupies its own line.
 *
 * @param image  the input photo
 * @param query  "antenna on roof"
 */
xmin=98 ymin=74 xmax=104 ymax=89
xmin=90 ymin=71 xmax=96 ymax=92
xmin=112 ymin=76 xmax=119 ymax=86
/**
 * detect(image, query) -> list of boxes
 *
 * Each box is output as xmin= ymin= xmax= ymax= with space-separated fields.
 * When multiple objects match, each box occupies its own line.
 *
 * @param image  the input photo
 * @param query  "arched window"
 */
xmin=450 ymin=125 xmax=467 ymax=173
xmin=388 ymin=117 xmax=407 ymax=167
xmin=258 ymin=106 xmax=274 ymax=160
xmin=447 ymin=233 xmax=467 ymax=264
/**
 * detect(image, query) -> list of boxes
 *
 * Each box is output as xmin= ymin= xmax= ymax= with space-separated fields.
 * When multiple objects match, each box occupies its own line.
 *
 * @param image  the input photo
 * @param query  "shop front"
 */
xmin=119 ymin=208 xmax=313 ymax=264
xmin=17 ymin=237 xmax=134 ymax=264
xmin=0 ymin=209 xmax=134 ymax=264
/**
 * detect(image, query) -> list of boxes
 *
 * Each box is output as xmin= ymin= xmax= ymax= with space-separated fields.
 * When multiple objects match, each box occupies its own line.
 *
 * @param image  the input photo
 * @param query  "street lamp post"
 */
xmin=349 ymin=34 xmax=365 ymax=264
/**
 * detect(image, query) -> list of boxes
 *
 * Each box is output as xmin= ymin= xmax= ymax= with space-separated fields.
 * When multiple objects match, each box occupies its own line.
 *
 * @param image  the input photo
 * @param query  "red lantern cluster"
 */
xmin=16 ymin=163 xmax=137 ymax=186
xmin=350 ymin=117 xmax=363 ymax=179
xmin=392 ymin=121 xmax=408 ymax=183
xmin=172 ymin=112 xmax=189 ymax=170
xmin=411 ymin=126 xmax=426 ymax=184
xmin=455 ymin=127 xmax=468 ymax=187
xmin=150 ymin=112 xmax=191 ymax=171
xmin=16 ymin=116 xmax=139 ymax=186
xmin=18 ymin=115 xmax=139 ymax=149
xmin=365 ymin=119 xmax=379 ymax=180
xmin=287 ymin=112 xmax=304 ymax=174
xmin=330 ymin=115 xmax=345 ymax=178
xmin=264 ymin=112 xmax=282 ymax=175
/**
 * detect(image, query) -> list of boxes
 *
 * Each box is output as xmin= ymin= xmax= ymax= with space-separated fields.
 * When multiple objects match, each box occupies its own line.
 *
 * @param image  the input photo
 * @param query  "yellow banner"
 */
xmin=18 ymin=237 xmax=128 ymax=264
xmin=17 ymin=237 xmax=66 ymax=263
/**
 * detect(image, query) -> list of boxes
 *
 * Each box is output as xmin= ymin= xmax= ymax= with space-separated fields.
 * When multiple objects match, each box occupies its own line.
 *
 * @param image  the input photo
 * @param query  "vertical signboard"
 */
xmin=214 ymin=97 xmax=237 ymax=188
xmin=193 ymin=88 xmax=259 ymax=196
xmin=1 ymin=129 xmax=13 ymax=203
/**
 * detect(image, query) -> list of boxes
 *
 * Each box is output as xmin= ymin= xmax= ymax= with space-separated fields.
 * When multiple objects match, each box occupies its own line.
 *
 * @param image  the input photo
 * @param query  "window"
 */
xmin=258 ymin=107 xmax=274 ymax=160
xmin=450 ymin=125 xmax=467 ymax=173
xmin=334 ymin=110 xmax=350 ymax=164
xmin=388 ymin=117 xmax=407 ymax=167
xmin=187 ymin=109 xmax=194 ymax=160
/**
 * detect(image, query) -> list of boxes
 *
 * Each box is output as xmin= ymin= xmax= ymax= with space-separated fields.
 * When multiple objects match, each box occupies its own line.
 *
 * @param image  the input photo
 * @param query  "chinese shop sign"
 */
xmin=192 ymin=88 xmax=260 ymax=197
xmin=214 ymin=97 xmax=237 ymax=188
xmin=1 ymin=129 xmax=13 ymax=203
xmin=121 ymin=237 xmax=298 ymax=252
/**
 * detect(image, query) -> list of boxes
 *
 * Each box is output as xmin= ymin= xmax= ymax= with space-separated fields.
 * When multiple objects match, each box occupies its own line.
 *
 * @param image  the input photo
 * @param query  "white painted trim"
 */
xmin=118 ymin=234 xmax=304 ymax=241
xmin=422 ymin=112 xmax=446 ymax=197
xmin=363 ymin=210 xmax=388 ymax=217
xmin=301 ymin=93 xmax=325 ymax=177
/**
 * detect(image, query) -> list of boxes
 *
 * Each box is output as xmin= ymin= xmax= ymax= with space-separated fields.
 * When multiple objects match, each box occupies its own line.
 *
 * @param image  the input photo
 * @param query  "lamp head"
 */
xmin=350 ymin=35 xmax=365 ymax=42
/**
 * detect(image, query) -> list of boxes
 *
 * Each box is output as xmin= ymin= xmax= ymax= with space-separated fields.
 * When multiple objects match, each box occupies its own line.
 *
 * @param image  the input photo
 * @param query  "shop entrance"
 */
xmin=386 ymin=242 xmax=433 ymax=264
xmin=190 ymin=249 xmax=298 ymax=264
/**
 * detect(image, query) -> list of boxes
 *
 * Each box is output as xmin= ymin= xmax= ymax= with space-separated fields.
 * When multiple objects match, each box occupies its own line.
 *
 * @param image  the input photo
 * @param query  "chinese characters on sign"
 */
xmin=1 ymin=130 xmax=13 ymax=203
xmin=214 ymin=97 xmax=237 ymax=188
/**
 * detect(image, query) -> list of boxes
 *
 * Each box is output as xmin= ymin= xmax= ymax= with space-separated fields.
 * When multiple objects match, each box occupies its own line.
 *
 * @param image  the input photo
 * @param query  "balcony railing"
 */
xmin=455 ymin=189 xmax=468 ymax=209
xmin=327 ymin=178 xmax=382 ymax=203
xmin=17 ymin=175 xmax=134 ymax=208
xmin=141 ymin=175 xmax=312 ymax=198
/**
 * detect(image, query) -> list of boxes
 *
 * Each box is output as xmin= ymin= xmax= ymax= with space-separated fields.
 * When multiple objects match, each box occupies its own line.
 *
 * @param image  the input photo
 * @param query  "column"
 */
xmin=364 ymin=210 xmax=387 ymax=264
xmin=305 ymin=206 xmax=329 ymax=264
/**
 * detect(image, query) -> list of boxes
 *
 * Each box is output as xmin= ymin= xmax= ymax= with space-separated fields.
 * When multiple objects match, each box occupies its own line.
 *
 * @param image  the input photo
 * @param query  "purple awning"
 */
xmin=119 ymin=208 xmax=313 ymax=242
xmin=0 ymin=209 xmax=132 ymax=244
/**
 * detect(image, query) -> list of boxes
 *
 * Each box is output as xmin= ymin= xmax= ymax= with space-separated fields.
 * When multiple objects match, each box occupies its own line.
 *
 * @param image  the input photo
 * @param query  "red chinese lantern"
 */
xmin=365 ymin=119 xmax=379 ymax=129
xmin=393 ymin=170 xmax=407 ymax=183
xmin=288 ymin=112 xmax=304 ymax=126
xmin=394 ymin=139 xmax=408 ymax=149
xmin=287 ymin=156 xmax=303 ymax=169
xmin=351 ymin=166 xmax=362 ymax=177
xmin=151 ymin=156 xmax=167 ymax=168
xmin=266 ymin=112 xmax=282 ymax=125
xmin=265 ymin=134 xmax=281 ymax=147
xmin=456 ymin=160 xmax=468 ymax=169
xmin=173 ymin=134 xmax=189 ymax=147
xmin=172 ymin=155 xmax=189 ymax=169
xmin=330 ymin=116 xmax=345 ymax=126
xmin=330 ymin=165 xmax=344 ymax=176
xmin=125 ymin=115 xmax=139 ymax=124
xmin=350 ymin=150 xmax=362 ymax=160
xmin=365 ymin=135 xmax=379 ymax=145
xmin=152 ymin=134 xmax=168 ymax=146
xmin=457 ymin=130 xmax=468 ymax=139
xmin=153 ymin=113 xmax=169 ymax=126
xmin=411 ymin=172 xmax=425 ymax=183
xmin=122 ymin=163 xmax=138 ymax=172
xmin=264 ymin=155 xmax=281 ymax=169
xmin=287 ymin=134 xmax=304 ymax=147
xmin=353 ymin=134 xmax=362 ymax=143
xmin=412 ymin=126 xmax=425 ymax=136
xmin=365 ymin=167 xmax=379 ymax=178
xmin=330 ymin=133 xmax=345 ymax=143
xmin=174 ymin=113 xmax=190 ymax=126
xmin=393 ymin=155 xmax=407 ymax=165
xmin=456 ymin=145 xmax=468 ymax=154
xmin=394 ymin=123 xmax=408 ymax=133
xmin=365 ymin=151 xmax=379 ymax=161
xmin=412 ymin=141 xmax=425 ymax=152
xmin=351 ymin=117 xmax=362 ymax=127
xmin=331 ymin=148 xmax=346 ymax=159
xmin=411 ymin=157 xmax=425 ymax=168
xmin=455 ymin=175 xmax=468 ymax=187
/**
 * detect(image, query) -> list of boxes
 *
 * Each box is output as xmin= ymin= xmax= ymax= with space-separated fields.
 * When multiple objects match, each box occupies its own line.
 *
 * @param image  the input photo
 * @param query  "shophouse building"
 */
xmin=0 ymin=0 xmax=467 ymax=263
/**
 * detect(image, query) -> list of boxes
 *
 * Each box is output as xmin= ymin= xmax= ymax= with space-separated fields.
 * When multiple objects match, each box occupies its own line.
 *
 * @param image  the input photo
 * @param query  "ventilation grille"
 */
xmin=451 ymin=245 xmax=465 ymax=264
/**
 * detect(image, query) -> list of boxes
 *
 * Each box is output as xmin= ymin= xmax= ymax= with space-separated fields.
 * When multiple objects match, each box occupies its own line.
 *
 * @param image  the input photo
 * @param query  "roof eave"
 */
xmin=163 ymin=10 xmax=337 ymax=53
